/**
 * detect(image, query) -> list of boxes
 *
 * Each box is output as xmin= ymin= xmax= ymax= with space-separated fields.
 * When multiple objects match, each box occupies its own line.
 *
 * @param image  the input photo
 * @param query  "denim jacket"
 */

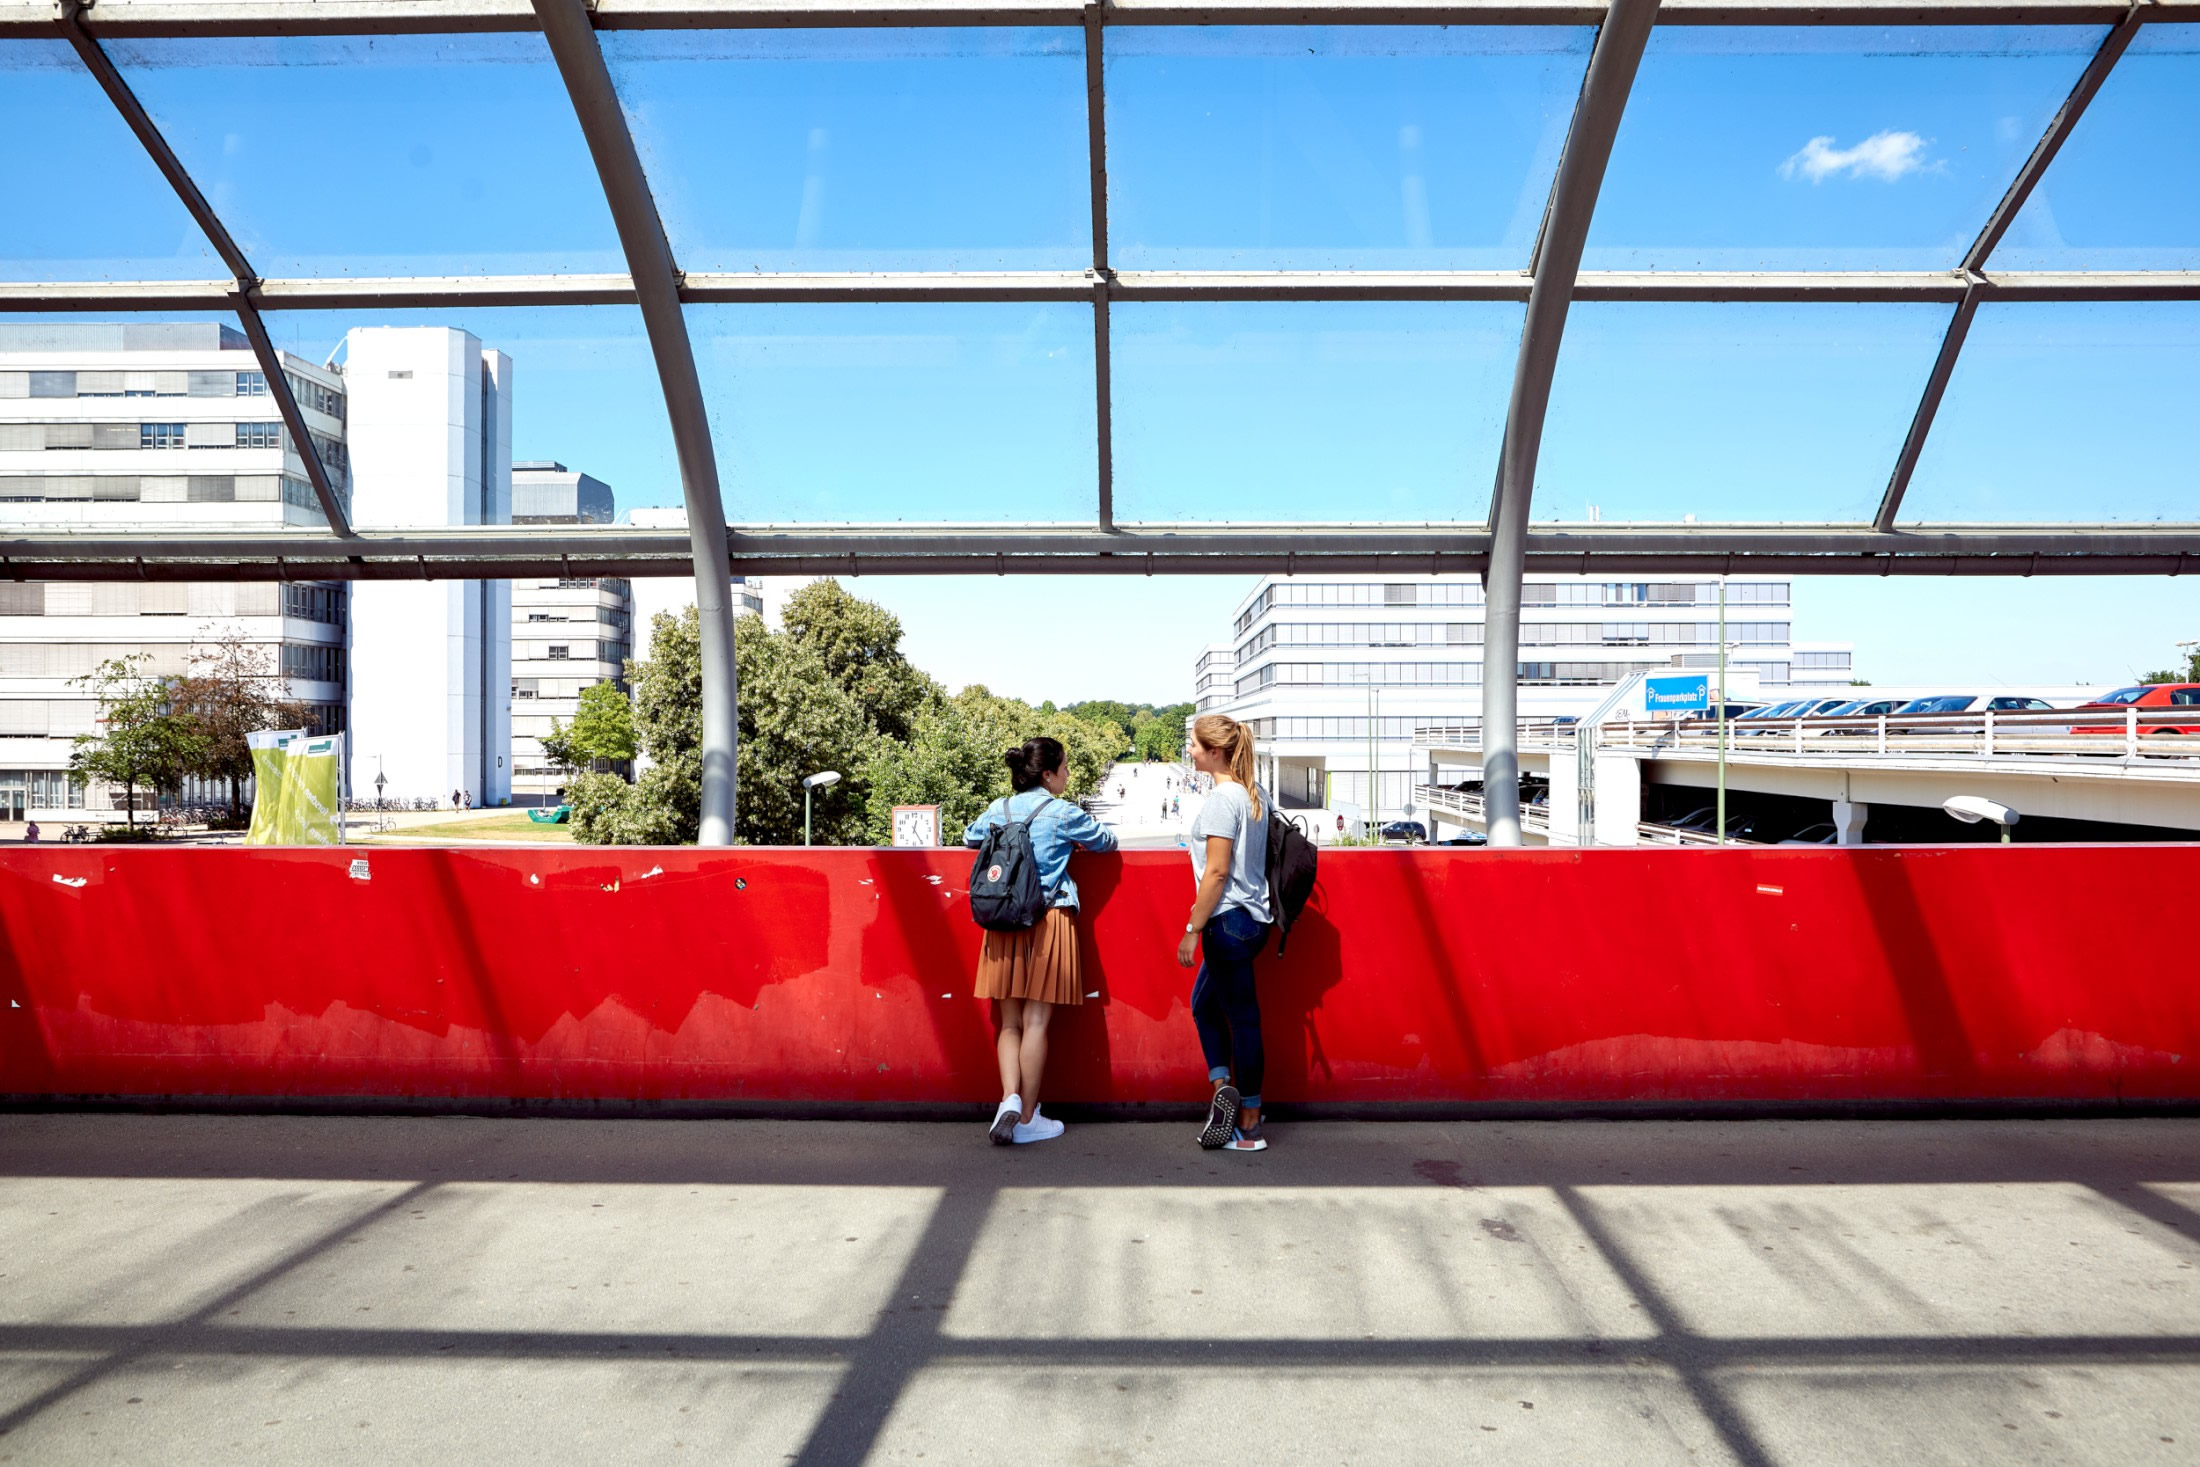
xmin=963 ymin=790 xmax=1118 ymax=910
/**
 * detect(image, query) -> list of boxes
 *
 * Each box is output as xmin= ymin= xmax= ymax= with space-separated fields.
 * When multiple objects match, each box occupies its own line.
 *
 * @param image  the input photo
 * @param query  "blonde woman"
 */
xmin=1177 ymin=714 xmax=1273 ymax=1153
xmin=965 ymin=736 xmax=1118 ymax=1145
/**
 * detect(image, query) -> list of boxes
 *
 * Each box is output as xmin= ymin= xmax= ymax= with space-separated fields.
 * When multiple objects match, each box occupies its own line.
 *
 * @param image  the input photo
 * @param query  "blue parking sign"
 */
xmin=1646 ymin=675 xmax=1710 ymax=712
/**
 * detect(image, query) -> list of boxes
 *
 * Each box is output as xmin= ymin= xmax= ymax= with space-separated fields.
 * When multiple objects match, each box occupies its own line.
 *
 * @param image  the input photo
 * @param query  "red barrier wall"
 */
xmin=1 ymin=844 xmax=2194 ymax=1109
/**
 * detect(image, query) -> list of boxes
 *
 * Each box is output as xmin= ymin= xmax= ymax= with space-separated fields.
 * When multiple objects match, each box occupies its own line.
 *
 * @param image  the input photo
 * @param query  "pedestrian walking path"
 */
xmin=2 ymin=1113 xmax=2194 ymax=1465
xmin=1085 ymin=760 xmax=1196 ymax=846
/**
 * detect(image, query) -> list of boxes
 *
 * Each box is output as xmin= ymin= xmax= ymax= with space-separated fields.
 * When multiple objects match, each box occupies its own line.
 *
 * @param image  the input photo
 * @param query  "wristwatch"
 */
xmin=1185 ymin=921 xmax=1200 ymax=933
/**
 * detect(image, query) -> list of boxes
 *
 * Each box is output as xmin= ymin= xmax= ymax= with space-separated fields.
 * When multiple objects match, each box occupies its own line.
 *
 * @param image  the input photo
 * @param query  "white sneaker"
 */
xmin=1011 ymin=1108 xmax=1065 ymax=1144
xmin=989 ymin=1095 xmax=1021 ymax=1146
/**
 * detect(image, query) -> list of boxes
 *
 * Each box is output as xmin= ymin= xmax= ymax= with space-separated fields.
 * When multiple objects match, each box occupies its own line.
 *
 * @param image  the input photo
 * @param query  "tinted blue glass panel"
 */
xmin=1901 ymin=302 xmax=2199 ymax=523
xmin=603 ymin=30 xmax=1089 ymax=273
xmin=1112 ymin=302 xmax=1519 ymax=522
xmin=689 ymin=303 xmax=1095 ymax=522
xmin=263 ymin=306 xmax=677 ymax=515
xmin=1589 ymin=27 xmax=2104 ymax=271
xmin=1108 ymin=28 xmax=1592 ymax=271
xmin=0 ymin=42 xmax=223 ymax=281
xmin=1537 ymin=303 xmax=1951 ymax=522
xmin=109 ymin=35 xmax=624 ymax=278
xmin=1996 ymin=25 xmax=2200 ymax=270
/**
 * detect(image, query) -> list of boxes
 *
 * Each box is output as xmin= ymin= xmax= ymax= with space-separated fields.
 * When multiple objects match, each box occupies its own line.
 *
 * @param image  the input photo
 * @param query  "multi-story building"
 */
xmin=625 ymin=505 xmax=770 ymax=660
xmin=343 ymin=327 xmax=513 ymax=810
xmin=0 ymin=322 xmax=349 ymax=820
xmin=509 ymin=461 xmax=633 ymax=801
xmin=1208 ymin=574 xmax=1855 ymax=825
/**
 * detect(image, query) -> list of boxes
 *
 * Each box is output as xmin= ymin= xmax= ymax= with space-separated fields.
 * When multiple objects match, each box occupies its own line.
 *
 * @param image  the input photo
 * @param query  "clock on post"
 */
xmin=890 ymin=804 xmax=942 ymax=848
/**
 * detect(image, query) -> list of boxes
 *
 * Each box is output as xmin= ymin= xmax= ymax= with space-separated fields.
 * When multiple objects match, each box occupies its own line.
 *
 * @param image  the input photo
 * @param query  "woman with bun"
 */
xmin=963 ymin=736 xmax=1118 ymax=1145
xmin=1178 ymin=714 xmax=1273 ymax=1153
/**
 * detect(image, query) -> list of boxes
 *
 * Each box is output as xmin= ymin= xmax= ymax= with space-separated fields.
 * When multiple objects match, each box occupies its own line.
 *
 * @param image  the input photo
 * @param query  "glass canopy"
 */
xmin=2 ymin=0 xmax=2195 ymax=576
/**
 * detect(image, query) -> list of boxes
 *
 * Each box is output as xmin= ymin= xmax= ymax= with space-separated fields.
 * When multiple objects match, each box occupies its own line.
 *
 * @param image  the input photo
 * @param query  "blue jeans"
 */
xmin=1191 ymin=906 xmax=1272 ymax=1108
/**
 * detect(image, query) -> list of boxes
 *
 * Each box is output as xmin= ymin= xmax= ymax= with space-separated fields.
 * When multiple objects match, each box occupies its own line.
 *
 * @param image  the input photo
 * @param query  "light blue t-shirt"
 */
xmin=1189 ymin=782 xmax=1271 ymax=924
xmin=964 ymin=790 xmax=1119 ymax=910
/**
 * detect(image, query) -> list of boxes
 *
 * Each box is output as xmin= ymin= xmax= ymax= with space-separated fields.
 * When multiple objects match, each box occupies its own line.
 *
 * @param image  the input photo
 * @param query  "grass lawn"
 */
xmin=360 ymin=812 xmax=578 ymax=845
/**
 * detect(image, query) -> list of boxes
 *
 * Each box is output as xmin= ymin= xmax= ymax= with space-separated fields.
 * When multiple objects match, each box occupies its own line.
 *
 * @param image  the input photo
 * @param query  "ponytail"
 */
xmin=1191 ymin=713 xmax=1263 ymax=821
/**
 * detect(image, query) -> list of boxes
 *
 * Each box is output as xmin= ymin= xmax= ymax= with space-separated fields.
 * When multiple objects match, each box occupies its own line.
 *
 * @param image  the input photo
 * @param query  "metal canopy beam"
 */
xmin=531 ymin=0 xmax=741 ymax=846
xmin=12 ymin=0 xmax=2196 ymax=36
xmin=1874 ymin=5 xmax=2143 ymax=530
xmin=3 ymin=523 xmax=2194 ymax=580
xmin=58 ymin=5 xmax=354 ymax=538
xmin=10 ymin=268 xmax=2199 ymax=312
xmin=1482 ymin=0 xmax=1658 ymax=847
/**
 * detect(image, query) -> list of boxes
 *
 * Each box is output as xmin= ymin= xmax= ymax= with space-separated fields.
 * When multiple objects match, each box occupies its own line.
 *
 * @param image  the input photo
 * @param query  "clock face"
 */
xmin=892 ymin=806 xmax=939 ymax=847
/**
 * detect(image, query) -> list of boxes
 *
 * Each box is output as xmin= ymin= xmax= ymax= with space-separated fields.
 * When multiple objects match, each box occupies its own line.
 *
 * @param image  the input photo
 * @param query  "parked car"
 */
xmin=2070 ymin=683 xmax=2200 ymax=738
xmin=1779 ymin=822 xmax=1840 ymax=845
xmin=1378 ymin=820 xmax=1429 ymax=845
xmin=1436 ymin=832 xmax=1488 ymax=847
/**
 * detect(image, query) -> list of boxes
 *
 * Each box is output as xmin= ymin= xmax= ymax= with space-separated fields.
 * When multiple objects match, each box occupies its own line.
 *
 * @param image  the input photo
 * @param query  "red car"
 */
xmin=2070 ymin=683 xmax=2200 ymax=738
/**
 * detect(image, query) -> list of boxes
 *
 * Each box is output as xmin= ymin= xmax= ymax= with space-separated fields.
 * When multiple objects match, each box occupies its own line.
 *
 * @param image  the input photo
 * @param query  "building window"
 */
xmin=236 ymin=371 xmax=268 ymax=397
xmin=235 ymin=422 xmax=282 ymax=449
xmin=139 ymin=423 xmax=186 ymax=450
xmin=547 ymin=646 xmax=570 ymax=660
xmin=1794 ymin=651 xmax=1852 ymax=670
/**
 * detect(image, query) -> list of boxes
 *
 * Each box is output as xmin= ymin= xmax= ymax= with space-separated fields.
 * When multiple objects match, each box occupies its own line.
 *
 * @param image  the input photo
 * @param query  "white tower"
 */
xmin=343 ymin=327 xmax=512 ymax=808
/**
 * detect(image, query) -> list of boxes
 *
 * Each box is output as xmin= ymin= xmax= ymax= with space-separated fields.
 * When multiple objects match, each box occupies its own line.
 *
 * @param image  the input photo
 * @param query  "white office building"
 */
xmin=0 ymin=322 xmax=349 ymax=821
xmin=1209 ymin=573 xmax=1855 ymax=825
xmin=509 ymin=461 xmax=633 ymax=801
xmin=625 ymin=505 xmax=770 ymax=661
xmin=343 ymin=327 xmax=514 ymax=809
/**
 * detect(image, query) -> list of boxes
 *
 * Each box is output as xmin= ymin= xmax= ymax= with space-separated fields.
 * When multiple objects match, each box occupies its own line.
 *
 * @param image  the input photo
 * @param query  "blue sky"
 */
xmin=0 ymin=24 xmax=2194 ymax=702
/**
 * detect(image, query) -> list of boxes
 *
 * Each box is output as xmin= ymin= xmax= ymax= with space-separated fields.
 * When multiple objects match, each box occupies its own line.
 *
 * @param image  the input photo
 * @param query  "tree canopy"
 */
xmin=70 ymin=655 xmax=207 ymax=826
xmin=578 ymin=581 xmax=1153 ymax=846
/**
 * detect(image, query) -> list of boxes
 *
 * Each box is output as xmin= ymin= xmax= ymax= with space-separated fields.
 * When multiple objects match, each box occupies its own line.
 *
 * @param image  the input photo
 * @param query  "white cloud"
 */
xmin=1779 ymin=130 xmax=1933 ymax=184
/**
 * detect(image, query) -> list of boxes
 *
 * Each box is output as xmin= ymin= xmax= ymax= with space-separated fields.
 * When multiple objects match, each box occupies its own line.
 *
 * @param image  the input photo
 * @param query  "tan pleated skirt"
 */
xmin=973 ymin=906 xmax=1084 ymax=1006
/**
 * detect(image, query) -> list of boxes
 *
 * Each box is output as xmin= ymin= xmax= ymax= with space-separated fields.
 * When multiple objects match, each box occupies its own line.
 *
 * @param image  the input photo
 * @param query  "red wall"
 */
xmin=1 ymin=844 xmax=2193 ymax=1109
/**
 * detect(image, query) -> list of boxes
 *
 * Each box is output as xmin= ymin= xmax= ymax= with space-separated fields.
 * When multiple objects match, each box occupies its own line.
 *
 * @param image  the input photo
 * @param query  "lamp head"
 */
xmin=1943 ymin=795 xmax=2018 ymax=828
xmin=802 ymin=770 xmax=842 ymax=790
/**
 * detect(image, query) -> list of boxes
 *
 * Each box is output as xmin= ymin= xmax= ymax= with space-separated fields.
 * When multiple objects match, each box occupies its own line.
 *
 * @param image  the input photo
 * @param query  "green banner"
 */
xmin=283 ymin=733 xmax=345 ymax=846
xmin=244 ymin=729 xmax=302 ymax=846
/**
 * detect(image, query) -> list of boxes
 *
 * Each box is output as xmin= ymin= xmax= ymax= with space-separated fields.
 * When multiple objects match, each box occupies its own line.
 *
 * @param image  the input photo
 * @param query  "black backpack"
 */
xmin=968 ymin=795 xmax=1049 ymax=932
xmin=1265 ymin=806 xmax=1320 ymax=955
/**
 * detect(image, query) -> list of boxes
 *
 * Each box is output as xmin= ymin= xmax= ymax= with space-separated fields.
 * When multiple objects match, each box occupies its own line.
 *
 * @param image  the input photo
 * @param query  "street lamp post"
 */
xmin=801 ymin=770 xmax=841 ymax=846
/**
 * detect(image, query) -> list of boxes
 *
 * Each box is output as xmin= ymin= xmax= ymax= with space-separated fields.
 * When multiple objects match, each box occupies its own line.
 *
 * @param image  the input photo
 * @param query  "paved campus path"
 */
xmin=1 ymin=1115 xmax=2195 ymax=1465
xmin=1087 ymin=761 xmax=1196 ymax=849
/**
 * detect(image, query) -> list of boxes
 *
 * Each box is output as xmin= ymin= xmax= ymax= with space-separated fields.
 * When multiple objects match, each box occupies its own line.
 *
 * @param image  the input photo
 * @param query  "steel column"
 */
xmin=1482 ymin=0 xmax=1659 ymax=847
xmin=1084 ymin=3 xmax=1116 ymax=531
xmin=532 ymin=0 xmax=740 ymax=846
xmin=1874 ymin=6 xmax=2143 ymax=530
xmin=59 ymin=4 xmax=353 ymax=536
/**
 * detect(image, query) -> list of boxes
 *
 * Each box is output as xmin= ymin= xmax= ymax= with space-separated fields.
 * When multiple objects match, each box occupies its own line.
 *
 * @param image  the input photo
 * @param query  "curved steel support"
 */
xmin=1482 ymin=0 xmax=1659 ymax=847
xmin=1874 ymin=5 xmax=2143 ymax=530
xmin=532 ymin=0 xmax=740 ymax=846
xmin=60 ymin=4 xmax=352 ymax=537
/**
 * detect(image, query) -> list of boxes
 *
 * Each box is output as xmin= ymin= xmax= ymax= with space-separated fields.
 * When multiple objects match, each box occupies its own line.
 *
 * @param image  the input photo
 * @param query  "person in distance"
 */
xmin=965 ymin=736 xmax=1118 ymax=1146
xmin=1177 ymin=714 xmax=1274 ymax=1153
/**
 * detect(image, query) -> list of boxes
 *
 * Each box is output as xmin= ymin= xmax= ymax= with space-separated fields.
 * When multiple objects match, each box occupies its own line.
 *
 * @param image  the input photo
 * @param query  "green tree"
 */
xmin=862 ymin=686 xmax=1124 ymax=845
xmin=541 ymin=680 xmax=637 ymax=775
xmin=606 ymin=606 xmax=873 ymax=845
xmin=780 ymin=579 xmax=941 ymax=743
xmin=566 ymin=768 xmax=680 ymax=845
xmin=170 ymin=635 xmax=311 ymax=824
xmin=70 ymin=655 xmax=208 ymax=828
xmin=2141 ymin=646 xmax=2200 ymax=684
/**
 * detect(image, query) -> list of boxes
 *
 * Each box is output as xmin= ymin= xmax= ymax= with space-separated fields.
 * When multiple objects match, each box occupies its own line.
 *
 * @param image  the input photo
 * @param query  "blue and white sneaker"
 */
xmin=1198 ymin=1086 xmax=1241 ymax=1150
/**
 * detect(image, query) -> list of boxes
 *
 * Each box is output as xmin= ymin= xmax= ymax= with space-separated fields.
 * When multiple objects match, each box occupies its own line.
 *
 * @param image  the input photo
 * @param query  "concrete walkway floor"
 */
xmin=0 ymin=1114 xmax=2195 ymax=1466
